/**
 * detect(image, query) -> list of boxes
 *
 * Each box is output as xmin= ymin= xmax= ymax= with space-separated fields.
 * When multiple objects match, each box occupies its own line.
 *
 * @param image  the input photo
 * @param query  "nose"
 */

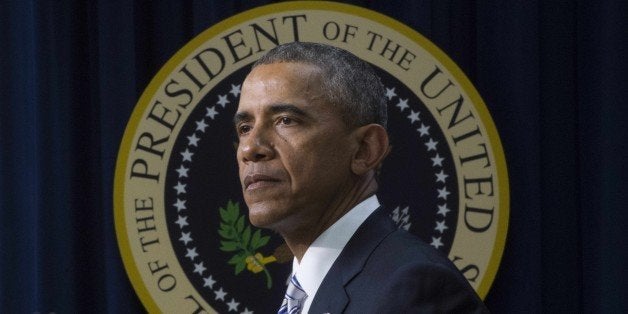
xmin=239 ymin=127 xmax=275 ymax=163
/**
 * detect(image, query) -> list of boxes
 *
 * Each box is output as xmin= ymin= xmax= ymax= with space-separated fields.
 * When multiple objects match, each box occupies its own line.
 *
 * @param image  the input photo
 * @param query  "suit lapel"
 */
xmin=309 ymin=208 xmax=396 ymax=313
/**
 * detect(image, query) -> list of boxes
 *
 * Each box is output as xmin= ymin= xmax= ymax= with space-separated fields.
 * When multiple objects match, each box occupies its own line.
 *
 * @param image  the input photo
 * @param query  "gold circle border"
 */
xmin=114 ymin=1 xmax=510 ymax=310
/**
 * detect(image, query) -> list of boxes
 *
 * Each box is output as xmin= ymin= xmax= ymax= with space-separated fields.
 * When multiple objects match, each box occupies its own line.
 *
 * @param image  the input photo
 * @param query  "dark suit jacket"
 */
xmin=308 ymin=208 xmax=489 ymax=313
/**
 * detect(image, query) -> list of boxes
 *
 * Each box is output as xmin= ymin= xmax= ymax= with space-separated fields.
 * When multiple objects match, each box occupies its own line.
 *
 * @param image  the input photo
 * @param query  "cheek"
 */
xmin=293 ymin=141 xmax=350 ymax=180
xmin=278 ymin=144 xmax=314 ymax=183
xmin=279 ymin=129 xmax=353 ymax=181
xmin=236 ymin=158 xmax=246 ymax=182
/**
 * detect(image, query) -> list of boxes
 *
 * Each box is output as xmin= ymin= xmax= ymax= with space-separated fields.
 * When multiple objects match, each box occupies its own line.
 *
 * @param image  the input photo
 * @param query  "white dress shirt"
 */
xmin=291 ymin=195 xmax=380 ymax=313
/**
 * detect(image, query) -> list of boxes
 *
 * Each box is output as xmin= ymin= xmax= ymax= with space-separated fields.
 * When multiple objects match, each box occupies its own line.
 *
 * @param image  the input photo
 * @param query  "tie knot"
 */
xmin=288 ymin=275 xmax=307 ymax=300
xmin=278 ymin=274 xmax=308 ymax=314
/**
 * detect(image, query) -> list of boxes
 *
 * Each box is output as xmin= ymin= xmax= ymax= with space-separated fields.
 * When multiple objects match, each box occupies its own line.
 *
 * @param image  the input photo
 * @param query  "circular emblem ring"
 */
xmin=115 ymin=2 xmax=509 ymax=313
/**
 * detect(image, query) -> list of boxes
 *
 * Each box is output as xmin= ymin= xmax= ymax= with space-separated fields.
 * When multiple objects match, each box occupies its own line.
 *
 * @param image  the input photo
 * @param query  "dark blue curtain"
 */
xmin=1 ymin=1 xmax=626 ymax=312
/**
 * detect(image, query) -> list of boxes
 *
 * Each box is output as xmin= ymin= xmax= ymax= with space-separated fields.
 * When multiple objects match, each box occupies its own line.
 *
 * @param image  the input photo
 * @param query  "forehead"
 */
xmin=237 ymin=62 xmax=325 ymax=111
xmin=244 ymin=62 xmax=321 ymax=91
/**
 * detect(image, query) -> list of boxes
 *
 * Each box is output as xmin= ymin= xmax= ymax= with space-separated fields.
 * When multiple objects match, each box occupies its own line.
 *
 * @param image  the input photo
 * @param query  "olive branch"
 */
xmin=218 ymin=200 xmax=273 ymax=289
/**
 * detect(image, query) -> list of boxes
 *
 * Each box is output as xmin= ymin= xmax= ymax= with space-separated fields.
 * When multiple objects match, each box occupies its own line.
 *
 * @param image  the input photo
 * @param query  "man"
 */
xmin=234 ymin=42 xmax=488 ymax=313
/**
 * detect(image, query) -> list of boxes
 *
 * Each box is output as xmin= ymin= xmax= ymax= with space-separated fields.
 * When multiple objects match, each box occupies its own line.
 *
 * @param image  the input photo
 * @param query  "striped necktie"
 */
xmin=278 ymin=274 xmax=308 ymax=314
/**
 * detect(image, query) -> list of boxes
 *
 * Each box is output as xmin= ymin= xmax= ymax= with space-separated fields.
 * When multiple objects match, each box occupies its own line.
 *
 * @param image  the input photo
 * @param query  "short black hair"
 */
xmin=253 ymin=42 xmax=387 ymax=130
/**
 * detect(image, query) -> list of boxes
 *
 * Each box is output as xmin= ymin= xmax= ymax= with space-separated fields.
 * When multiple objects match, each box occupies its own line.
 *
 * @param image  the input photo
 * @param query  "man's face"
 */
xmin=235 ymin=62 xmax=357 ymax=232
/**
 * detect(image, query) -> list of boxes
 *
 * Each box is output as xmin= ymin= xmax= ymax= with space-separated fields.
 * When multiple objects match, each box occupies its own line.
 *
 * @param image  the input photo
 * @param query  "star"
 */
xmin=385 ymin=87 xmax=397 ymax=100
xmin=180 ymin=149 xmax=194 ymax=162
xmin=229 ymin=84 xmax=242 ymax=98
xmin=173 ymin=198 xmax=187 ymax=211
xmin=407 ymin=110 xmax=421 ymax=123
xmin=417 ymin=123 xmax=430 ymax=137
xmin=227 ymin=298 xmax=240 ymax=312
xmin=430 ymin=237 xmax=444 ymax=249
xmin=173 ymin=181 xmax=187 ymax=194
xmin=437 ymin=204 xmax=451 ymax=217
xmin=435 ymin=170 xmax=449 ymax=183
xmin=195 ymin=119 xmax=209 ymax=132
xmin=214 ymin=288 xmax=227 ymax=301
xmin=175 ymin=215 xmax=189 ymax=228
xmin=203 ymin=275 xmax=216 ymax=289
xmin=396 ymin=98 xmax=409 ymax=111
xmin=425 ymin=138 xmax=438 ymax=151
xmin=175 ymin=165 xmax=189 ymax=178
xmin=186 ymin=247 xmax=199 ymax=261
xmin=217 ymin=94 xmax=230 ymax=107
xmin=179 ymin=231 xmax=193 ymax=245
xmin=437 ymin=187 xmax=451 ymax=200
xmin=187 ymin=133 xmax=200 ymax=147
xmin=431 ymin=153 xmax=444 ymax=167
xmin=435 ymin=220 xmax=448 ymax=233
xmin=241 ymin=308 xmax=253 ymax=314
xmin=206 ymin=106 xmax=218 ymax=119
xmin=193 ymin=261 xmax=206 ymax=275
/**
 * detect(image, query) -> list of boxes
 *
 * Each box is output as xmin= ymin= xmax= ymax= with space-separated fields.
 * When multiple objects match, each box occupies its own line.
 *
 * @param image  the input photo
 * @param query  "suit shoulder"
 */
xmin=350 ymin=230 xmax=488 ymax=313
xmin=371 ymin=229 xmax=455 ymax=268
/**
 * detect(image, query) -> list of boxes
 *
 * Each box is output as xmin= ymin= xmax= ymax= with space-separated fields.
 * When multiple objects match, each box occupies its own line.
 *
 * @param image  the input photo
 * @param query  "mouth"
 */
xmin=243 ymin=174 xmax=282 ymax=190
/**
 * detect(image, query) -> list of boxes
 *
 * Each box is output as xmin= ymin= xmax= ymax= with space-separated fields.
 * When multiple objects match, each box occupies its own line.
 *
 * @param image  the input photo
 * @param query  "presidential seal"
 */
xmin=114 ymin=2 xmax=509 ymax=313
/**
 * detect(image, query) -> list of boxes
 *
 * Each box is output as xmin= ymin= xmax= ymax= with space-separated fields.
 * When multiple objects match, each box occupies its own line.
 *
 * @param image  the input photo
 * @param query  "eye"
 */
xmin=238 ymin=124 xmax=252 ymax=135
xmin=278 ymin=117 xmax=294 ymax=125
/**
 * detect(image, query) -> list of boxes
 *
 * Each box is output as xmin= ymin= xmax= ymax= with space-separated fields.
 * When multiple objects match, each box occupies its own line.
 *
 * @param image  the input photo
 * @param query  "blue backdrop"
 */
xmin=1 ymin=1 xmax=627 ymax=312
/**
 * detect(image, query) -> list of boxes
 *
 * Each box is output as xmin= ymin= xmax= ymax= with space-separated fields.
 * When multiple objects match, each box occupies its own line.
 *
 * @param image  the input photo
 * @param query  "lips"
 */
xmin=243 ymin=173 xmax=282 ymax=190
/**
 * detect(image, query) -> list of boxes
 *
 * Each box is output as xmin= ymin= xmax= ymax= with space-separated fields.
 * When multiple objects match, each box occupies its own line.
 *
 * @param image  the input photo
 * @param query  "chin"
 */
xmin=246 ymin=203 xmax=283 ymax=229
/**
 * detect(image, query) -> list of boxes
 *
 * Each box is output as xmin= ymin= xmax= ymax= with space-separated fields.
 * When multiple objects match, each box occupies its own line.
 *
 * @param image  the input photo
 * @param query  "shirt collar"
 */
xmin=293 ymin=195 xmax=380 ymax=312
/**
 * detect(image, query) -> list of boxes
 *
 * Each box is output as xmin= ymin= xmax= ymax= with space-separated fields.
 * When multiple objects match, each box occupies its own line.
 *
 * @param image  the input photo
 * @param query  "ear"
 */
xmin=351 ymin=124 xmax=390 ymax=176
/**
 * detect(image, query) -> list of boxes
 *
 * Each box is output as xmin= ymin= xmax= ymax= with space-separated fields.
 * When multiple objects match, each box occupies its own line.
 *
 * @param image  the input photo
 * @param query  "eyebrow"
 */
xmin=233 ymin=103 xmax=310 ymax=126
xmin=233 ymin=111 xmax=250 ymax=126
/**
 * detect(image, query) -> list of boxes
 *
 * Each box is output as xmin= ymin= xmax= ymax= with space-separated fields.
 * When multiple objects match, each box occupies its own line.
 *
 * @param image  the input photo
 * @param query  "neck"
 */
xmin=282 ymin=173 xmax=378 ymax=262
